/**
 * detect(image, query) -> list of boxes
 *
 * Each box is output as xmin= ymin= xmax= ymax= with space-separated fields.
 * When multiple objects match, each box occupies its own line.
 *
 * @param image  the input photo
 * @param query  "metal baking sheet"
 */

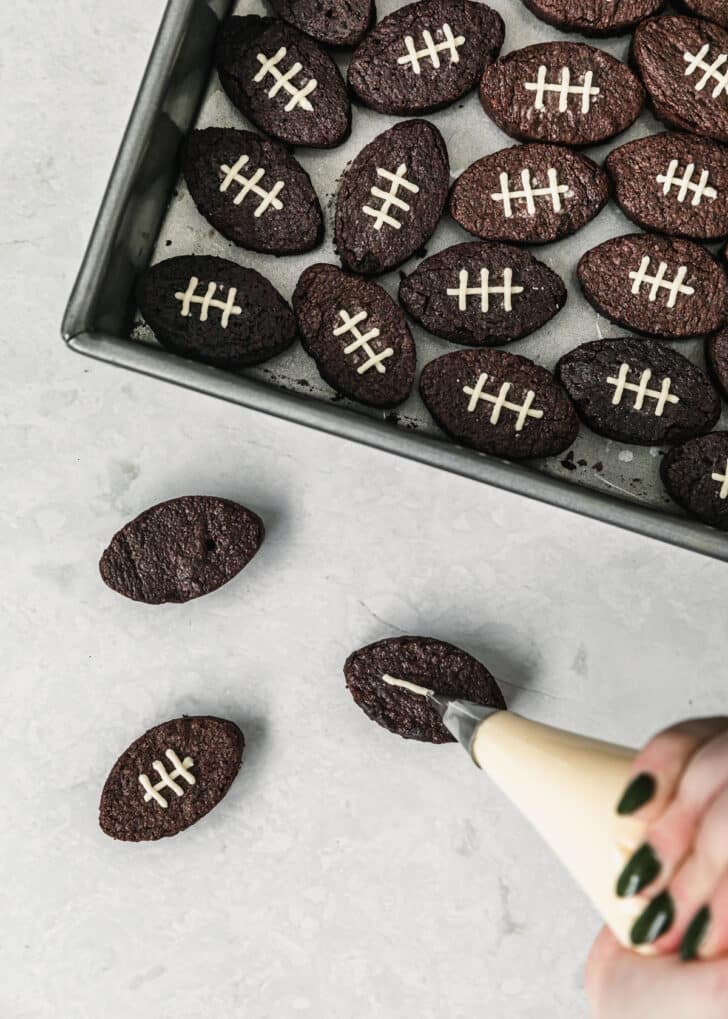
xmin=63 ymin=0 xmax=728 ymax=561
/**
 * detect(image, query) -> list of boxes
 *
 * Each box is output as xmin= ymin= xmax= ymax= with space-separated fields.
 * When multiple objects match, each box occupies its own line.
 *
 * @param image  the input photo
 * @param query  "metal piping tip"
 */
xmin=382 ymin=675 xmax=501 ymax=759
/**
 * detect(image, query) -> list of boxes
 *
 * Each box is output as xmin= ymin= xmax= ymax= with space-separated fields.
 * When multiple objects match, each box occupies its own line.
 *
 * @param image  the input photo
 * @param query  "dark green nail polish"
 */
xmin=616 ymin=843 xmax=661 ymax=897
xmin=681 ymin=906 xmax=710 ymax=961
xmin=631 ymin=892 xmax=675 ymax=946
xmin=617 ymin=772 xmax=656 ymax=815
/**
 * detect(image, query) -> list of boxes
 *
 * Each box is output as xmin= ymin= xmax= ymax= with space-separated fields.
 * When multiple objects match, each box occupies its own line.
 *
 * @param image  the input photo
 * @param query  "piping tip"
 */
xmin=382 ymin=674 xmax=501 ymax=757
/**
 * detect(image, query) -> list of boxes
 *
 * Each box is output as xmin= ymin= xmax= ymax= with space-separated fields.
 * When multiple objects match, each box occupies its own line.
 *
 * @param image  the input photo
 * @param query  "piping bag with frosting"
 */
xmin=383 ymin=674 xmax=646 ymax=949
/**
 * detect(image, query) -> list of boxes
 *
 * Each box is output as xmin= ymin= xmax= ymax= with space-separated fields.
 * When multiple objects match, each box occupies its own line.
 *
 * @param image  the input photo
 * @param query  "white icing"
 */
xmin=382 ymin=674 xmax=434 ymax=698
xmin=491 ymin=168 xmax=570 ymax=217
xmin=139 ymin=748 xmax=196 ymax=809
xmin=606 ymin=363 xmax=680 ymax=417
xmin=463 ymin=372 xmax=544 ymax=432
xmin=524 ymin=65 xmax=600 ymax=113
xmin=333 ymin=309 xmax=394 ymax=375
xmin=712 ymin=460 xmax=728 ymax=500
xmin=254 ymin=47 xmax=318 ymax=112
xmin=656 ymin=160 xmax=717 ymax=206
xmin=362 ymin=164 xmax=420 ymax=231
xmin=219 ymin=155 xmax=285 ymax=217
xmin=446 ymin=268 xmax=524 ymax=313
xmin=175 ymin=277 xmax=242 ymax=329
xmin=628 ymin=257 xmax=695 ymax=309
xmin=397 ymin=24 xmax=465 ymax=75
xmin=684 ymin=45 xmax=728 ymax=99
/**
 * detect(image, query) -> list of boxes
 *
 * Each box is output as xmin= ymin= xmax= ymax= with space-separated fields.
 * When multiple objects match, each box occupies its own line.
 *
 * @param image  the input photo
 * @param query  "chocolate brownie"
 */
xmin=100 ymin=716 xmax=244 ymax=841
xmin=677 ymin=0 xmax=728 ymax=29
xmin=661 ymin=432 xmax=728 ymax=529
xmin=293 ymin=263 xmax=416 ymax=407
xmin=520 ymin=0 xmax=665 ymax=36
xmin=578 ymin=234 xmax=728 ymax=339
xmin=450 ymin=143 xmax=608 ymax=246
xmin=184 ymin=128 xmax=323 ymax=254
xmin=335 ymin=120 xmax=449 ymax=275
xmin=420 ymin=348 xmax=579 ymax=459
xmin=268 ymin=0 xmax=375 ymax=47
xmin=557 ymin=338 xmax=721 ymax=445
xmin=707 ymin=327 xmax=728 ymax=400
xmin=606 ymin=133 xmax=728 ymax=242
xmin=216 ymin=17 xmax=351 ymax=149
xmin=137 ymin=256 xmax=297 ymax=371
xmin=632 ymin=15 xmax=728 ymax=144
xmin=398 ymin=241 xmax=567 ymax=347
xmin=348 ymin=0 xmax=504 ymax=115
xmin=344 ymin=636 xmax=506 ymax=743
xmin=100 ymin=496 xmax=264 ymax=604
xmin=480 ymin=42 xmax=644 ymax=147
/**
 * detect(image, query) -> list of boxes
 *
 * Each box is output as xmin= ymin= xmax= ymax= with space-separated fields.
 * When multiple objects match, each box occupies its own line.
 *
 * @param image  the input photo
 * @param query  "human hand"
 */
xmin=585 ymin=717 xmax=728 ymax=1017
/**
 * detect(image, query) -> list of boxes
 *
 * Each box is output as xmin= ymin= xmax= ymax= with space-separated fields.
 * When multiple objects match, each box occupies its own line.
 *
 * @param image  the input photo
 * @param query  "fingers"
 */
xmin=616 ymin=718 xmax=728 ymax=824
xmin=585 ymin=925 xmax=728 ymax=1019
xmin=615 ymin=728 xmax=728 ymax=950
xmin=697 ymin=870 xmax=728 ymax=961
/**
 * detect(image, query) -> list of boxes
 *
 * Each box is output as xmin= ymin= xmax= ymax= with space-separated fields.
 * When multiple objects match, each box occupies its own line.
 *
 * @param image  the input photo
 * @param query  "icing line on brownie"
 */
xmin=463 ymin=373 xmax=544 ymax=431
xmin=447 ymin=268 xmax=524 ymax=312
xmin=219 ymin=155 xmax=285 ymax=217
xmin=606 ymin=364 xmax=680 ymax=417
xmin=254 ymin=47 xmax=318 ymax=112
xmin=397 ymin=25 xmax=465 ymax=75
xmin=175 ymin=277 xmax=242 ymax=329
xmin=139 ymin=749 xmax=196 ymax=809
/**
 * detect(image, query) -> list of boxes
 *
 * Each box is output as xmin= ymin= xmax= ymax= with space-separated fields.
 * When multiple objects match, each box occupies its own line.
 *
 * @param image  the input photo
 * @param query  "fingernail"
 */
xmin=616 ymin=843 xmax=661 ymax=898
xmin=680 ymin=906 xmax=710 ymax=962
xmin=631 ymin=891 xmax=675 ymax=946
xmin=616 ymin=772 xmax=656 ymax=815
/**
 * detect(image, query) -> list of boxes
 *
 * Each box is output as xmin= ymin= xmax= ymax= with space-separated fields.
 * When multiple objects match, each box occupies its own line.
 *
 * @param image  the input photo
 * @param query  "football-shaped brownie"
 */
xmin=398 ymin=241 xmax=566 ymax=346
xmin=578 ymin=234 xmax=728 ymax=339
xmin=268 ymin=0 xmax=375 ymax=47
xmin=335 ymin=120 xmax=449 ymax=275
xmin=184 ymin=128 xmax=323 ymax=254
xmin=348 ymin=0 xmax=504 ymax=115
xmin=216 ymin=17 xmax=350 ymax=149
xmin=557 ymin=338 xmax=721 ymax=446
xmin=420 ymin=348 xmax=579 ymax=458
xmin=707 ymin=327 xmax=728 ymax=399
xmin=480 ymin=42 xmax=644 ymax=147
xmin=99 ymin=716 xmax=244 ymax=841
xmin=137 ymin=255 xmax=297 ymax=371
xmin=661 ymin=432 xmax=728 ymax=529
xmin=293 ymin=263 xmax=416 ymax=407
xmin=519 ymin=0 xmax=665 ymax=36
xmin=450 ymin=143 xmax=609 ymax=245
xmin=100 ymin=496 xmax=264 ymax=604
xmin=677 ymin=0 xmax=728 ymax=29
xmin=632 ymin=15 xmax=728 ymax=144
xmin=344 ymin=636 xmax=506 ymax=744
xmin=606 ymin=133 xmax=728 ymax=242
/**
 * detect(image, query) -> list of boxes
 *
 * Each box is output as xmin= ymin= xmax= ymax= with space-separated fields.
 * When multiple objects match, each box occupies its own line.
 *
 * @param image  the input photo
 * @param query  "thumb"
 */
xmin=585 ymin=925 xmax=728 ymax=1019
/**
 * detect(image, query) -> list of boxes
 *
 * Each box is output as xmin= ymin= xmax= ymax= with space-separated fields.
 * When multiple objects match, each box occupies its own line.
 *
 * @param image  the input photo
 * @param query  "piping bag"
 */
xmin=384 ymin=675 xmax=646 ymax=948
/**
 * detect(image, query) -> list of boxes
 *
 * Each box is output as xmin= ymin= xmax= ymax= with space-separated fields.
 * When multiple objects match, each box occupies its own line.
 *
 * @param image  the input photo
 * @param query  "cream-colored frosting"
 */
xmin=657 ymin=160 xmax=717 ymax=206
xmin=491 ymin=168 xmax=571 ymax=218
xmin=397 ymin=25 xmax=465 ymax=75
xmin=470 ymin=712 xmax=644 ymax=947
xmin=683 ymin=45 xmax=728 ymax=99
xmin=629 ymin=257 xmax=695 ymax=308
xmin=362 ymin=165 xmax=420 ymax=231
xmin=254 ymin=47 xmax=317 ymax=112
xmin=382 ymin=674 xmax=435 ymax=698
xmin=446 ymin=268 xmax=524 ymax=313
xmin=606 ymin=364 xmax=680 ymax=417
xmin=524 ymin=65 xmax=600 ymax=114
xmin=139 ymin=748 xmax=196 ymax=810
